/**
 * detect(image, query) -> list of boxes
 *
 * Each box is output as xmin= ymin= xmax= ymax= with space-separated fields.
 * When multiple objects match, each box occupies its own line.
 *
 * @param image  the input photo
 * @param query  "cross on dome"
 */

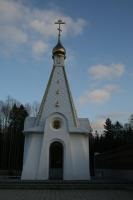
xmin=52 ymin=19 xmax=66 ymax=59
xmin=55 ymin=19 xmax=66 ymax=41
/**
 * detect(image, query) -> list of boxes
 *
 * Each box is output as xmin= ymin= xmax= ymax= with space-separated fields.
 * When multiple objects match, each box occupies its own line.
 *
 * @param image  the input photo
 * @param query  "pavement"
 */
xmin=0 ymin=189 xmax=133 ymax=200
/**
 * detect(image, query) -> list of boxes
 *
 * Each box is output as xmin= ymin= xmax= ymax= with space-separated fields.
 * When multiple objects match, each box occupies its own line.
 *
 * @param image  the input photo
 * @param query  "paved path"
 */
xmin=0 ymin=189 xmax=133 ymax=200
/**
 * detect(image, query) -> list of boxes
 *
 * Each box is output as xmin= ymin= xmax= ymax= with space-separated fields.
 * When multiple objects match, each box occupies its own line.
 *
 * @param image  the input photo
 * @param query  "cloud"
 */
xmin=0 ymin=26 xmax=28 ymax=44
xmin=91 ymin=119 xmax=105 ymax=133
xmin=0 ymin=0 xmax=25 ymax=23
xmin=98 ymin=112 xmax=130 ymax=122
xmin=0 ymin=0 xmax=87 ymax=57
xmin=32 ymin=40 xmax=48 ymax=55
xmin=79 ymin=84 xmax=118 ymax=106
xmin=29 ymin=13 xmax=86 ymax=38
xmin=89 ymin=64 xmax=125 ymax=80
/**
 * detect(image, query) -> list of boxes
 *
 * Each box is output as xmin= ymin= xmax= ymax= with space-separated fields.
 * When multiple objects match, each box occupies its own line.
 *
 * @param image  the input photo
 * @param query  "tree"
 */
xmin=104 ymin=118 xmax=114 ymax=139
xmin=25 ymin=101 xmax=40 ymax=117
xmin=113 ymin=121 xmax=123 ymax=138
xmin=9 ymin=104 xmax=28 ymax=131
xmin=8 ymin=104 xmax=28 ymax=173
xmin=0 ymin=97 xmax=29 ymax=173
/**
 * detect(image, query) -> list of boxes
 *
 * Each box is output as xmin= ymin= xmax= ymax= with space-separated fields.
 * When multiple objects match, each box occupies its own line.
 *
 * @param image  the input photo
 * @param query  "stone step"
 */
xmin=0 ymin=180 xmax=133 ymax=190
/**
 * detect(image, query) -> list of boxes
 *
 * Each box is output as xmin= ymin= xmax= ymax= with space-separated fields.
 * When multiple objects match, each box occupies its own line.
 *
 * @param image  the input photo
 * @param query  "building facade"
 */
xmin=21 ymin=21 xmax=91 ymax=180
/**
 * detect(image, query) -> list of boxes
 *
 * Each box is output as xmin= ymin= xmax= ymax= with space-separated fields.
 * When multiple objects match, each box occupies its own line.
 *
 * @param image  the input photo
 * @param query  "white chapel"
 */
xmin=21 ymin=20 xmax=91 ymax=180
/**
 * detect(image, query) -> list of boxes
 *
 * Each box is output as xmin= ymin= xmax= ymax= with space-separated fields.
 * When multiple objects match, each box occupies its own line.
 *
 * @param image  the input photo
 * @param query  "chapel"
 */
xmin=21 ymin=20 xmax=91 ymax=180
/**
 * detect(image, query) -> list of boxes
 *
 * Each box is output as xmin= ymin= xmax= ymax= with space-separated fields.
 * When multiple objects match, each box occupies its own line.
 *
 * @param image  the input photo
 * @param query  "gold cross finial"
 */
xmin=55 ymin=19 xmax=65 ymax=41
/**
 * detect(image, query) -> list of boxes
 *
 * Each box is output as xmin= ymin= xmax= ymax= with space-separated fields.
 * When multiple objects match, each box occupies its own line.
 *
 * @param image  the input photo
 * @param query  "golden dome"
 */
xmin=52 ymin=40 xmax=66 ymax=58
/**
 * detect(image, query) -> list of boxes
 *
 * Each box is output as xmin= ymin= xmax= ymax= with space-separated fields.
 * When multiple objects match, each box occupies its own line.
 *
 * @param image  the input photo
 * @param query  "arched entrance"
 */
xmin=49 ymin=141 xmax=63 ymax=180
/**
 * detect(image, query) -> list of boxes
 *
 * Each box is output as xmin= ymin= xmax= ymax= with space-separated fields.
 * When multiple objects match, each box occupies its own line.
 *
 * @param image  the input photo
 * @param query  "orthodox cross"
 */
xmin=55 ymin=19 xmax=65 ymax=41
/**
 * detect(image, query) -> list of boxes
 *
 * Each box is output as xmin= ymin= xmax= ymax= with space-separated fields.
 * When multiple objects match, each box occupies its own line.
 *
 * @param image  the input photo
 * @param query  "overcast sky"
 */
xmin=0 ymin=0 xmax=133 ymax=131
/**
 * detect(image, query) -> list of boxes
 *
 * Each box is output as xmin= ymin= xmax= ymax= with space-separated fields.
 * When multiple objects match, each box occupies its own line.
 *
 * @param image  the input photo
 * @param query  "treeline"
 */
xmin=93 ymin=118 xmax=133 ymax=153
xmin=0 ymin=96 xmax=132 ymax=175
xmin=0 ymin=96 xmax=39 ymax=175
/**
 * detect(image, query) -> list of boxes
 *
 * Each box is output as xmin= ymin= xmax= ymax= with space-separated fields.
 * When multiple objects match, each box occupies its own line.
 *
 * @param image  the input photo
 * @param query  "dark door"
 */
xmin=49 ymin=142 xmax=63 ymax=180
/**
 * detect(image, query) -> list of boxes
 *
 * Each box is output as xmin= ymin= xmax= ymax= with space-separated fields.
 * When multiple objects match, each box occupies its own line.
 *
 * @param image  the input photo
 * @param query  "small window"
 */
xmin=52 ymin=120 xmax=61 ymax=129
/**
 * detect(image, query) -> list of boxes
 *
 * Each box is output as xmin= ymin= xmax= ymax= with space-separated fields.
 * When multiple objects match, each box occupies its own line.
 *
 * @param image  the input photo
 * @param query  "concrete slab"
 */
xmin=0 ymin=189 xmax=133 ymax=200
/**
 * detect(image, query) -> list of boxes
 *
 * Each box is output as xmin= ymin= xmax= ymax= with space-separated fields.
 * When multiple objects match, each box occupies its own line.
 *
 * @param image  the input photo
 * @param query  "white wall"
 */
xmin=37 ymin=113 xmax=73 ymax=180
xmin=21 ymin=113 xmax=90 ymax=180
xmin=70 ymin=134 xmax=90 ymax=180
xmin=21 ymin=133 xmax=43 ymax=180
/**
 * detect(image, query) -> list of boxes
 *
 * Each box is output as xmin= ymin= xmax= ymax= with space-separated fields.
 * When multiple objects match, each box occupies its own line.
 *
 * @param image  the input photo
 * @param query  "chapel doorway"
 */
xmin=49 ymin=141 xmax=63 ymax=180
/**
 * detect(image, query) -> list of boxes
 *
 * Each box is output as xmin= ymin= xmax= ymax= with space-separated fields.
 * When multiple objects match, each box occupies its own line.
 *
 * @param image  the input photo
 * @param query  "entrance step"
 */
xmin=0 ymin=180 xmax=133 ymax=190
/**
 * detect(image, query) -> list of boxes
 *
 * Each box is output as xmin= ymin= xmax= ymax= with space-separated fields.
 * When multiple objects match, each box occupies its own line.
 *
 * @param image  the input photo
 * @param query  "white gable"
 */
xmin=35 ymin=65 xmax=78 ymax=129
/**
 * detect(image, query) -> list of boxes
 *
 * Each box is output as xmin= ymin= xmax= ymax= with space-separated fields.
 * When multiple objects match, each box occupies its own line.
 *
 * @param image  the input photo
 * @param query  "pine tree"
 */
xmin=8 ymin=104 xmax=28 ymax=173
xmin=104 ymin=118 xmax=113 ymax=139
xmin=113 ymin=121 xmax=123 ymax=138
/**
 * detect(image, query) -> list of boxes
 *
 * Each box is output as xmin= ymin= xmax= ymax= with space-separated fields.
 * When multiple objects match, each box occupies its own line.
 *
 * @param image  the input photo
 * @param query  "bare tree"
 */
xmin=0 ymin=96 xmax=20 ymax=129
xmin=31 ymin=101 xmax=40 ymax=117
xmin=25 ymin=101 xmax=40 ymax=117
